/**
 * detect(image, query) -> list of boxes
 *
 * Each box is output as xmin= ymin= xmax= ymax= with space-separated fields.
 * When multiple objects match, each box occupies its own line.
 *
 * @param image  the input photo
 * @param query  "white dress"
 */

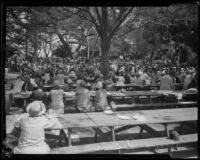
xmin=13 ymin=114 xmax=55 ymax=154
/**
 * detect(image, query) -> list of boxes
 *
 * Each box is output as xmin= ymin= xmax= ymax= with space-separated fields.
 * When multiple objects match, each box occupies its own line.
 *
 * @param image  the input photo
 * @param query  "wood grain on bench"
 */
xmin=116 ymin=101 xmax=197 ymax=110
xmin=51 ymin=133 xmax=197 ymax=154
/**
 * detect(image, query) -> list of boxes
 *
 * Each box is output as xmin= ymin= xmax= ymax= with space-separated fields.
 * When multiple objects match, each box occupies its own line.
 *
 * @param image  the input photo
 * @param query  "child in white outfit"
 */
xmin=12 ymin=101 xmax=56 ymax=154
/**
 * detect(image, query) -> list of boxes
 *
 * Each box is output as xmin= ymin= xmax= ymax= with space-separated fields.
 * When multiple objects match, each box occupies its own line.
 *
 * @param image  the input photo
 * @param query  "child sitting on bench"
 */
xmin=11 ymin=101 xmax=56 ymax=154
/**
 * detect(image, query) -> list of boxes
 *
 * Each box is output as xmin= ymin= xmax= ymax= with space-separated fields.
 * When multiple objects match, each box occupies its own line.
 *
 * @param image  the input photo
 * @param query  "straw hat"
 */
xmin=26 ymin=101 xmax=46 ymax=117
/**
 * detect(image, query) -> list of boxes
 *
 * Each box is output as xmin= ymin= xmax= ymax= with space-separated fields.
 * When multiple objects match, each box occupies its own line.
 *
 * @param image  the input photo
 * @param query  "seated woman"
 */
xmin=56 ymin=70 xmax=65 ymax=85
xmin=48 ymin=82 xmax=65 ymax=114
xmin=76 ymin=80 xmax=94 ymax=112
xmin=11 ymin=101 xmax=55 ymax=154
xmin=115 ymin=72 xmax=125 ymax=86
xmin=94 ymin=81 xmax=109 ymax=112
xmin=132 ymin=72 xmax=144 ymax=86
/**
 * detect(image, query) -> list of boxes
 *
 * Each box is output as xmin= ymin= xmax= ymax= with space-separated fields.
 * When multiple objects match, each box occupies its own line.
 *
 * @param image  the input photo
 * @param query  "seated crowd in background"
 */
xmin=6 ymin=57 xmax=198 ymax=114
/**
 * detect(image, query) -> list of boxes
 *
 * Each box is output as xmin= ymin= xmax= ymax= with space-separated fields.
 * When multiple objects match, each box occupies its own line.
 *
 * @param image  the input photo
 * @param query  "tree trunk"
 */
xmin=56 ymin=32 xmax=73 ymax=58
xmin=100 ymin=36 xmax=111 ymax=79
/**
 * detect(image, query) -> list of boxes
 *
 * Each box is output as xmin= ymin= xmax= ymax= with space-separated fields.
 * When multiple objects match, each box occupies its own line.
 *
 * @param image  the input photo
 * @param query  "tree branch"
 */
xmin=95 ymin=7 xmax=103 ymax=27
xmin=63 ymin=8 xmax=95 ymax=25
xmin=86 ymin=7 xmax=101 ymax=33
xmin=109 ymin=7 xmax=133 ymax=39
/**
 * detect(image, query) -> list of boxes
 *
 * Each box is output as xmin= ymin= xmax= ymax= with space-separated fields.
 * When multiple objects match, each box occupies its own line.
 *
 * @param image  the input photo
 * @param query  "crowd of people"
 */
xmin=6 ymin=56 xmax=198 ymax=154
xmin=6 ymin=56 xmax=198 ymax=113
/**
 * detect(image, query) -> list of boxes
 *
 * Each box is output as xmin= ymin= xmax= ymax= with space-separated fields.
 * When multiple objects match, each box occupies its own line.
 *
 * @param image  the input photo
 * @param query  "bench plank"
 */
xmin=117 ymin=102 xmax=197 ymax=111
xmin=51 ymin=134 xmax=197 ymax=154
xmin=51 ymin=143 xmax=103 ymax=154
xmin=99 ymin=133 xmax=197 ymax=151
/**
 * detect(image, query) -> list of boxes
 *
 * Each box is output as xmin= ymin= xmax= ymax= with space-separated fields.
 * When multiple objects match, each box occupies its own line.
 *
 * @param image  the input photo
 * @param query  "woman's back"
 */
xmin=49 ymin=89 xmax=65 ymax=110
xmin=13 ymin=113 xmax=55 ymax=154
xmin=76 ymin=88 xmax=92 ymax=112
xmin=94 ymin=89 xmax=108 ymax=111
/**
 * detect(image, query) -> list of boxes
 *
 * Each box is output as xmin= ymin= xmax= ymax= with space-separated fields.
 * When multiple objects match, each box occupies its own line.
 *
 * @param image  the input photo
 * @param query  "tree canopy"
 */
xmin=6 ymin=4 xmax=199 ymax=76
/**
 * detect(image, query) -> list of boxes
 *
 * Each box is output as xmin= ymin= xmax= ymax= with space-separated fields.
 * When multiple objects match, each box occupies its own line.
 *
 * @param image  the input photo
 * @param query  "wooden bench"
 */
xmin=116 ymin=102 xmax=197 ymax=111
xmin=69 ymin=101 xmax=197 ymax=113
xmin=50 ymin=133 xmax=197 ymax=155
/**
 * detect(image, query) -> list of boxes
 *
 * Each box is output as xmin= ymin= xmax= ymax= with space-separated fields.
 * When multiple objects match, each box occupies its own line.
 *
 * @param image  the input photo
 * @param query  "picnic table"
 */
xmin=12 ymin=92 xmax=32 ymax=107
xmin=114 ymin=84 xmax=160 ymax=91
xmin=114 ymin=83 xmax=183 ymax=91
xmin=11 ymin=90 xmax=197 ymax=108
xmin=85 ymin=107 xmax=197 ymax=142
xmin=6 ymin=107 xmax=197 ymax=147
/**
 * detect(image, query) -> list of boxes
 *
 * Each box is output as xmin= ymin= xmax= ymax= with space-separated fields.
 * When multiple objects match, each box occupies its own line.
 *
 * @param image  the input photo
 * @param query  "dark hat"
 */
xmin=79 ymin=80 xmax=87 ymax=88
xmin=169 ymin=130 xmax=180 ymax=141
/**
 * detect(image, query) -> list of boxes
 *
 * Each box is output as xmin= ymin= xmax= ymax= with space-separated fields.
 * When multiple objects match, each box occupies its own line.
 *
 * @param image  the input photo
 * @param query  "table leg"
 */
xmin=164 ymin=124 xmax=169 ymax=137
xmin=178 ymin=122 xmax=184 ymax=134
xmin=24 ymin=99 xmax=26 ymax=108
xmin=95 ymin=129 xmax=98 ymax=142
xmin=149 ymin=96 xmax=151 ymax=104
xmin=168 ymin=145 xmax=172 ymax=157
xmin=136 ymin=96 xmax=139 ymax=104
xmin=68 ymin=128 xmax=72 ymax=146
xmin=132 ymin=96 xmax=135 ymax=104
xmin=110 ymin=126 xmax=115 ymax=141
xmin=139 ymin=126 xmax=144 ymax=138
xmin=59 ymin=130 xmax=63 ymax=146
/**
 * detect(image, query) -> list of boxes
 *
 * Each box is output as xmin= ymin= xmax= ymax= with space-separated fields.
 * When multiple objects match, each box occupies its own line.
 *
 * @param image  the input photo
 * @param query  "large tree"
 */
xmin=64 ymin=7 xmax=135 ymax=78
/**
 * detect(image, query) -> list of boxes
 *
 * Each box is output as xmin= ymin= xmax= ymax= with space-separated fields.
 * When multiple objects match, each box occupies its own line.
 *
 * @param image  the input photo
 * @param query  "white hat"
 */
xmin=95 ymin=81 xmax=103 ymax=89
xmin=26 ymin=101 xmax=46 ymax=117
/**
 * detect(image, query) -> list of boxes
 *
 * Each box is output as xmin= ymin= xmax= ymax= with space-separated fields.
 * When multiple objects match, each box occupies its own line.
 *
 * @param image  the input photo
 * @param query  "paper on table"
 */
xmin=104 ymin=110 xmax=114 ymax=115
xmin=117 ymin=114 xmax=131 ymax=120
xmin=132 ymin=113 xmax=146 ymax=121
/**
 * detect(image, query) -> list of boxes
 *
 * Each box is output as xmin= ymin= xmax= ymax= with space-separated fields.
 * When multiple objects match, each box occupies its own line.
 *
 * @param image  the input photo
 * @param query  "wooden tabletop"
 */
xmin=108 ymin=90 xmax=171 ymax=97
xmin=86 ymin=107 xmax=197 ymax=127
xmin=115 ymin=84 xmax=159 ymax=88
xmin=116 ymin=101 xmax=197 ymax=109
xmin=11 ymin=90 xmax=196 ymax=99
xmin=57 ymin=113 xmax=96 ymax=128
xmin=6 ymin=108 xmax=197 ymax=134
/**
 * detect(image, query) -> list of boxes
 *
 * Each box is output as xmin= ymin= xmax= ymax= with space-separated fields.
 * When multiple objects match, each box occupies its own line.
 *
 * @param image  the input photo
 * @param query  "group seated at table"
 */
xmin=6 ymin=61 xmax=198 ymax=114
